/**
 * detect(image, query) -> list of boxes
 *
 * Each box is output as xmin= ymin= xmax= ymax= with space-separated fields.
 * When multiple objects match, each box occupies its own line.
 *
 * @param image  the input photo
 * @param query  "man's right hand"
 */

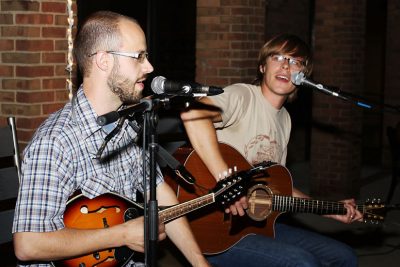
xmin=225 ymin=196 xmax=248 ymax=216
xmin=123 ymin=217 xmax=166 ymax=252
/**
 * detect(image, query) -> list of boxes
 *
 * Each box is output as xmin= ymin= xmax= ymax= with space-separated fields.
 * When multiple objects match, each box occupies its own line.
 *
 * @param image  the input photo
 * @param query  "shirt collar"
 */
xmin=72 ymin=85 xmax=103 ymax=139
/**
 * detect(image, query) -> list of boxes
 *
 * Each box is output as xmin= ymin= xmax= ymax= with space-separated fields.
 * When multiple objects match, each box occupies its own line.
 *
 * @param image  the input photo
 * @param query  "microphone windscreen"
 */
xmin=151 ymin=76 xmax=166 ymax=94
xmin=291 ymin=71 xmax=305 ymax=85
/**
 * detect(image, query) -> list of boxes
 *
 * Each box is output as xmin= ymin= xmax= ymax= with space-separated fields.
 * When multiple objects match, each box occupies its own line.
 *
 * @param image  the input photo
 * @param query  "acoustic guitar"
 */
xmin=53 ymin=161 xmax=269 ymax=267
xmin=164 ymin=143 xmax=388 ymax=255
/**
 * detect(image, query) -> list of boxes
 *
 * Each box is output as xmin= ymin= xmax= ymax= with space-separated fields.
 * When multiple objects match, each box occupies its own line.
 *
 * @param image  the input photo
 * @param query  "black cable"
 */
xmin=95 ymin=116 xmax=126 ymax=159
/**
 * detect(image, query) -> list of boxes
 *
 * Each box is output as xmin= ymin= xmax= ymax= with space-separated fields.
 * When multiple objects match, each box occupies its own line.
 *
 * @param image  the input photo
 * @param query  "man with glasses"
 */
xmin=181 ymin=34 xmax=361 ymax=266
xmin=13 ymin=11 xmax=210 ymax=267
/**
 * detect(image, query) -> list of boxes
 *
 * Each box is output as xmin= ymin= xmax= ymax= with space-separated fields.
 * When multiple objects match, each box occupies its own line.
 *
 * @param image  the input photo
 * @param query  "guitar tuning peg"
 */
xmin=234 ymin=166 xmax=237 ymax=172
xmin=223 ymin=170 xmax=228 ymax=178
xmin=228 ymin=168 xmax=232 ymax=175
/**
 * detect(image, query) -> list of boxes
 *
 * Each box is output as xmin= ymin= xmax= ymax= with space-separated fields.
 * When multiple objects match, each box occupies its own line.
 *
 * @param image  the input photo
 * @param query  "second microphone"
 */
xmin=151 ymin=76 xmax=224 ymax=96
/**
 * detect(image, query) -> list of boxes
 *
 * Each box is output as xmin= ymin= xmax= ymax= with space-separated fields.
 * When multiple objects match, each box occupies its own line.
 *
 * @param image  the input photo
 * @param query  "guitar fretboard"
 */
xmin=272 ymin=195 xmax=363 ymax=215
xmin=159 ymin=194 xmax=215 ymax=223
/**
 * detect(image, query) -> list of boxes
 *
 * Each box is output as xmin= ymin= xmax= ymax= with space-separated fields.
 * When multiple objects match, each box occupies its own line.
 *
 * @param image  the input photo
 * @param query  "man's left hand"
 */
xmin=325 ymin=198 xmax=363 ymax=224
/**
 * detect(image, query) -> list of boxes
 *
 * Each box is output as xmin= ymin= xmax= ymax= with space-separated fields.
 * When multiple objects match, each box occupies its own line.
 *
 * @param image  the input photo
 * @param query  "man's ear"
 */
xmin=94 ymin=51 xmax=111 ymax=72
xmin=259 ymin=65 xmax=265 ymax=74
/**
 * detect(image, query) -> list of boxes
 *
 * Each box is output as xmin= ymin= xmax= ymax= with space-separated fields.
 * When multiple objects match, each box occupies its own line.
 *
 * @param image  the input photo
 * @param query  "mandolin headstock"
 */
xmin=212 ymin=163 xmax=273 ymax=206
xmin=212 ymin=168 xmax=246 ymax=205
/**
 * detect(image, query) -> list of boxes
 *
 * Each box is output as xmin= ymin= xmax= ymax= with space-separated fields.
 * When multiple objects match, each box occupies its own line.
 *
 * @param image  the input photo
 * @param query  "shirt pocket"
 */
xmin=80 ymin=172 xmax=116 ymax=198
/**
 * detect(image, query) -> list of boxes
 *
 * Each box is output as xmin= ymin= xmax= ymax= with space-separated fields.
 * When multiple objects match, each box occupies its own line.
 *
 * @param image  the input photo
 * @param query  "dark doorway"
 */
xmin=76 ymin=0 xmax=196 ymax=94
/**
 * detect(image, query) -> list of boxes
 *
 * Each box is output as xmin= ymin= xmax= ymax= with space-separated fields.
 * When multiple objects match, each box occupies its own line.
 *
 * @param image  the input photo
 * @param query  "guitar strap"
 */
xmin=156 ymin=145 xmax=196 ymax=184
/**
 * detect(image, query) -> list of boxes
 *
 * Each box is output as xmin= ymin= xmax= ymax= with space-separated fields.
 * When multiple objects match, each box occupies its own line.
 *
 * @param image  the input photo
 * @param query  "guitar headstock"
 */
xmin=363 ymin=198 xmax=386 ymax=224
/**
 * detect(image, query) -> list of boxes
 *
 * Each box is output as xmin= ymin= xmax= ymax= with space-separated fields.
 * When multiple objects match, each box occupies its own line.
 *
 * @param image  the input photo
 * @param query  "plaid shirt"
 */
xmin=13 ymin=87 xmax=162 ymax=266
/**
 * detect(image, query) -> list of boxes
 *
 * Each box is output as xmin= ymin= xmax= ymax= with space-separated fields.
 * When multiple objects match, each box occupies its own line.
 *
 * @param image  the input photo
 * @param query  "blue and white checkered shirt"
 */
xmin=13 ymin=86 xmax=162 ymax=266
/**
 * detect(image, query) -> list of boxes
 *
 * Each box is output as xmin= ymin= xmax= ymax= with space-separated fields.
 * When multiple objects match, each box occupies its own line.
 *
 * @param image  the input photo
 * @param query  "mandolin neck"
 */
xmin=159 ymin=193 xmax=215 ymax=223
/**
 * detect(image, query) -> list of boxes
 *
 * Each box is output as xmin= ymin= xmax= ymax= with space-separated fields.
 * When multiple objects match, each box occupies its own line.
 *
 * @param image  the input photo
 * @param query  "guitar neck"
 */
xmin=273 ymin=195 xmax=364 ymax=215
xmin=159 ymin=193 xmax=215 ymax=223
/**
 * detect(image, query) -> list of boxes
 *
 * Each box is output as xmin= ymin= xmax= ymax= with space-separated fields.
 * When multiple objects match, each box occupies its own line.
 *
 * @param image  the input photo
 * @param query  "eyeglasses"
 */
xmin=269 ymin=54 xmax=304 ymax=71
xmin=88 ymin=51 xmax=149 ymax=63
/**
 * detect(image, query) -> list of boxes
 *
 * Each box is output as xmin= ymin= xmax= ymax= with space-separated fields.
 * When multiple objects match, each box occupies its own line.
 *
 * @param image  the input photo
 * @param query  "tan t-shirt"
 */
xmin=210 ymin=83 xmax=291 ymax=165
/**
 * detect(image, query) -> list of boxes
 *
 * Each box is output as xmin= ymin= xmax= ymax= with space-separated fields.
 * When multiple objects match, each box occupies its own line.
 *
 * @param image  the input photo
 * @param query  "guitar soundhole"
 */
xmin=246 ymin=184 xmax=273 ymax=221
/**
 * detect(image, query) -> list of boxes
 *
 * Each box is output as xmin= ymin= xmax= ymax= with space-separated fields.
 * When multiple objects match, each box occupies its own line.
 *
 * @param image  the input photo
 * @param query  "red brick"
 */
xmin=16 ymin=40 xmax=54 ymax=52
xmin=0 ymin=91 xmax=15 ymax=102
xmin=1 ymin=26 xmax=41 ymax=37
xmin=42 ymin=2 xmax=67 ymax=13
xmin=2 ymin=79 xmax=41 ymax=90
xmin=0 ymin=14 xmax=14 ymax=24
xmin=220 ymin=0 xmax=244 ymax=5
xmin=55 ymin=90 xmax=70 ymax=102
xmin=198 ymin=0 xmax=221 ymax=7
xmin=42 ymin=52 xmax=66 ymax=63
xmin=17 ymin=117 xmax=47 ymax=130
xmin=231 ymin=7 xmax=254 ymax=16
xmin=42 ymin=27 xmax=66 ymax=38
xmin=43 ymin=78 xmax=67 ymax=89
xmin=197 ymin=7 xmax=225 ymax=16
xmin=206 ymin=59 xmax=230 ymax=67
xmin=17 ymin=91 xmax=55 ymax=103
xmin=16 ymin=66 xmax=54 ymax=78
xmin=17 ymin=129 xmax=35 ymax=144
xmin=16 ymin=14 xmax=53 ymax=25
xmin=0 ymin=117 xmax=8 ymax=127
xmin=2 ymin=52 xmax=41 ymax=64
xmin=55 ymin=15 xmax=68 ymax=26
xmin=55 ymin=65 xmax=68 ymax=76
xmin=198 ymin=16 xmax=220 ymax=24
xmin=1 ymin=103 xmax=41 ymax=116
xmin=55 ymin=40 xmax=68 ymax=51
xmin=0 ymin=39 xmax=14 ymax=51
xmin=0 ymin=65 xmax=14 ymax=77
xmin=1 ymin=1 xmax=40 ymax=11
xmin=43 ymin=103 xmax=65 ymax=114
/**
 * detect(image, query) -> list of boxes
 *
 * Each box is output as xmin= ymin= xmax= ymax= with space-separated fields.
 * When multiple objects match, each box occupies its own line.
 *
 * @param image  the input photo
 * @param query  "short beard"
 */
xmin=107 ymin=61 xmax=142 ymax=104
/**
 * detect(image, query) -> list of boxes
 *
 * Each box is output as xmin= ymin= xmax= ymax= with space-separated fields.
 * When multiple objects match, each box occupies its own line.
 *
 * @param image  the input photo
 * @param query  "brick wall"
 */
xmin=196 ymin=0 xmax=266 ymax=86
xmin=0 ymin=0 xmax=76 ymax=150
xmin=1 ymin=1 xmax=399 ymax=199
xmin=310 ymin=0 xmax=366 ymax=199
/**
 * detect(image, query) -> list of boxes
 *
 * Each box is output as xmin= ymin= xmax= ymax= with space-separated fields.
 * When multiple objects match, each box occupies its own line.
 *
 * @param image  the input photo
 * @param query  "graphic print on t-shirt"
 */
xmin=244 ymin=134 xmax=280 ymax=165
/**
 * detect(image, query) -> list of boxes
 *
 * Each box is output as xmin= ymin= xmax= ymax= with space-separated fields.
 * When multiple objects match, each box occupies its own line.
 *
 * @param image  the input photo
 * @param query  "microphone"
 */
xmin=291 ymin=71 xmax=337 ymax=95
xmin=151 ymin=76 xmax=224 ymax=96
xmin=291 ymin=71 xmax=373 ymax=109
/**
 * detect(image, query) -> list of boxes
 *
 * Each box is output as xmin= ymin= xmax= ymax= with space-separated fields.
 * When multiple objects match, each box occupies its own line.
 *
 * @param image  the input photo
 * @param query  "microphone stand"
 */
xmin=311 ymin=84 xmax=400 ymax=113
xmin=97 ymin=95 xmax=172 ymax=267
xmin=142 ymin=98 xmax=159 ymax=267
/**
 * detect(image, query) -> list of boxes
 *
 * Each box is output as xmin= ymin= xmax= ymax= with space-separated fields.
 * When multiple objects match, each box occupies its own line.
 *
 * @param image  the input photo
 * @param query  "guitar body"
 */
xmin=55 ymin=193 xmax=142 ymax=267
xmin=165 ymin=143 xmax=294 ymax=254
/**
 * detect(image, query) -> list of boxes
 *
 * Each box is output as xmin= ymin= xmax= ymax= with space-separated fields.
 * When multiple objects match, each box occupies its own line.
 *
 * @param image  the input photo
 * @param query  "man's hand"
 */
xmin=324 ymin=198 xmax=363 ymax=224
xmin=225 ymin=196 xmax=248 ymax=216
xmin=123 ymin=217 xmax=166 ymax=252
